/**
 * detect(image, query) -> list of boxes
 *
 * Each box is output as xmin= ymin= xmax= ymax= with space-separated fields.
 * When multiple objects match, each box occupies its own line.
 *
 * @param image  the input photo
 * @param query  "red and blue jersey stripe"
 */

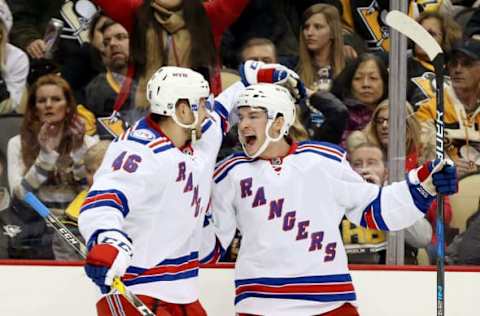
xmin=122 ymin=252 xmax=199 ymax=286
xmin=235 ymin=274 xmax=356 ymax=305
xmin=214 ymin=100 xmax=229 ymax=135
xmin=199 ymin=237 xmax=225 ymax=264
xmin=148 ymin=137 xmax=174 ymax=154
xmin=295 ymin=141 xmax=346 ymax=162
xmin=214 ymin=152 xmax=256 ymax=183
xmin=81 ymin=189 xmax=130 ymax=217
xmin=359 ymin=188 xmax=389 ymax=230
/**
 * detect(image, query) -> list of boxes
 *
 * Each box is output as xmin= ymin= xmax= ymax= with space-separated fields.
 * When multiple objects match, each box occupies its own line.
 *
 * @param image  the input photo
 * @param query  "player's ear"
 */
xmin=270 ymin=115 xmax=285 ymax=138
xmin=175 ymin=100 xmax=190 ymax=118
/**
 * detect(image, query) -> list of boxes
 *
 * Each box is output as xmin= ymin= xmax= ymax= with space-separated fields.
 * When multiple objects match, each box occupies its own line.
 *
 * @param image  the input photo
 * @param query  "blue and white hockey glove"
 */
xmin=239 ymin=60 xmax=306 ymax=101
xmin=407 ymin=159 xmax=458 ymax=212
xmin=85 ymin=230 xmax=133 ymax=294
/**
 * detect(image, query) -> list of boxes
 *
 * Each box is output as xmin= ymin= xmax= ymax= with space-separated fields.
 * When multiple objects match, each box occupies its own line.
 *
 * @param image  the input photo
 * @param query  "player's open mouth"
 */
xmin=245 ymin=135 xmax=257 ymax=146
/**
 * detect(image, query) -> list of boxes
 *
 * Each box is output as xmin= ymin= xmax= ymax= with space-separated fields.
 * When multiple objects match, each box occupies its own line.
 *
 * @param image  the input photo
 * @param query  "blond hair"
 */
xmin=84 ymin=140 xmax=111 ymax=174
xmin=288 ymin=114 xmax=309 ymax=142
xmin=363 ymin=99 xmax=421 ymax=156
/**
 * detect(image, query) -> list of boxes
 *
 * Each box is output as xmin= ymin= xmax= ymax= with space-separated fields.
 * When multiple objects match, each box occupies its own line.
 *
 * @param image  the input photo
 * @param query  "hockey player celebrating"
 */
xmin=209 ymin=83 xmax=458 ymax=316
xmin=79 ymin=66 xmax=215 ymax=315
xmin=78 ymin=62 xmax=304 ymax=315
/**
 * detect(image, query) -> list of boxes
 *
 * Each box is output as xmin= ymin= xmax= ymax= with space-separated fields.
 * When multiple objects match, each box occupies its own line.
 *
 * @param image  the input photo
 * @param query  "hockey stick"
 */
xmin=385 ymin=10 xmax=446 ymax=316
xmin=23 ymin=192 xmax=155 ymax=316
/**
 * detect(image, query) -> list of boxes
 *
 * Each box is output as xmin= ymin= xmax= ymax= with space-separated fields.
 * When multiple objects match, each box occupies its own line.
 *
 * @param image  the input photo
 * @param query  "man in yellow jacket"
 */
xmin=416 ymin=39 xmax=480 ymax=178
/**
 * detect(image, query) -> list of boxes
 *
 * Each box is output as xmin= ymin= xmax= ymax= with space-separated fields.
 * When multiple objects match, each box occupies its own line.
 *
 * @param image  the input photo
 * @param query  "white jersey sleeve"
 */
xmin=210 ymin=156 xmax=239 ymax=250
xmin=331 ymin=157 xmax=426 ymax=231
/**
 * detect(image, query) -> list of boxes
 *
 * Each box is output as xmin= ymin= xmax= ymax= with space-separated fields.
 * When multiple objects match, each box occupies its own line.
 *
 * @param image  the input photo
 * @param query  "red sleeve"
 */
xmin=427 ymin=197 xmax=453 ymax=227
xmin=203 ymin=0 xmax=250 ymax=48
xmin=94 ymin=0 xmax=143 ymax=33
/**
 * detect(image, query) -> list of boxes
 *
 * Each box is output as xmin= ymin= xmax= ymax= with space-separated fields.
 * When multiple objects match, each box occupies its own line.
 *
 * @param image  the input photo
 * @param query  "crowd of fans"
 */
xmin=0 ymin=0 xmax=479 ymax=266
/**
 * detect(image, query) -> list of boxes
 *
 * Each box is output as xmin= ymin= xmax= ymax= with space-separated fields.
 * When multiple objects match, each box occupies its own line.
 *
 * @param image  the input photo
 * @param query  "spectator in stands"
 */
xmin=0 ymin=1 xmax=28 ymax=112
xmin=348 ymin=143 xmax=433 ymax=264
xmin=7 ymin=74 xmax=97 ymax=260
xmin=416 ymin=39 xmax=480 ymax=178
xmin=297 ymin=3 xmax=347 ymax=92
xmin=347 ymin=100 xmax=454 ymax=265
xmin=408 ymin=11 xmax=462 ymax=109
xmin=85 ymin=20 xmax=144 ymax=139
xmin=94 ymin=0 xmax=249 ymax=106
xmin=240 ymin=37 xmax=277 ymax=64
xmin=332 ymin=53 xmax=388 ymax=145
xmin=88 ymin=13 xmax=110 ymax=67
xmin=347 ymin=100 xmax=435 ymax=167
xmin=9 ymin=0 xmax=100 ymax=103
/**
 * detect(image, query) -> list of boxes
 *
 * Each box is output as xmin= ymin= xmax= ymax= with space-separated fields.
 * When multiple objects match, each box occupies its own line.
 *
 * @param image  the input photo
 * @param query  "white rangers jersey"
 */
xmin=78 ymin=83 xmax=243 ymax=303
xmin=210 ymin=141 xmax=429 ymax=315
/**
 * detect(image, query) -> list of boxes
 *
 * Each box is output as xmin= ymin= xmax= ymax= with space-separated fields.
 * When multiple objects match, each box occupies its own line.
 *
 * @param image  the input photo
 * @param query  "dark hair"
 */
xmin=99 ymin=18 xmax=118 ymax=35
xmin=88 ymin=13 xmax=109 ymax=41
xmin=131 ymin=0 xmax=216 ymax=78
xmin=183 ymin=0 xmax=216 ymax=70
xmin=332 ymin=53 xmax=388 ymax=101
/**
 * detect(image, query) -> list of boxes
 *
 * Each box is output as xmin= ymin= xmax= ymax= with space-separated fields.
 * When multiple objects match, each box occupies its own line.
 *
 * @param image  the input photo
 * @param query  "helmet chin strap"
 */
xmin=172 ymin=106 xmax=199 ymax=144
xmin=242 ymin=119 xmax=282 ymax=159
xmin=191 ymin=128 xmax=197 ymax=144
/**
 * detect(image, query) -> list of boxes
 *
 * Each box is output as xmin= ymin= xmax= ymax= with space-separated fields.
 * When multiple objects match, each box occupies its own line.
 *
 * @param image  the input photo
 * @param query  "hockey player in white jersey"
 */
xmin=79 ymin=66 xmax=216 ymax=316
xmin=209 ymin=83 xmax=458 ymax=316
xmin=78 ymin=62 xmax=305 ymax=315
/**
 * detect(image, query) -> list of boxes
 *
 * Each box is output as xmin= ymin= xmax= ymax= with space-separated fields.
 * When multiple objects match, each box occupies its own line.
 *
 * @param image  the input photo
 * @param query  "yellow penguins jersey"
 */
xmin=341 ymin=0 xmax=443 ymax=52
xmin=415 ymin=79 xmax=480 ymax=161
xmin=209 ymin=141 xmax=430 ymax=315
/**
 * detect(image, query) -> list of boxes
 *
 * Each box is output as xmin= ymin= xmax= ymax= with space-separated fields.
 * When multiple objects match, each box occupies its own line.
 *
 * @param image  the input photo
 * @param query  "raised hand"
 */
xmin=38 ymin=122 xmax=63 ymax=153
xmin=239 ymin=61 xmax=307 ymax=101
xmin=69 ymin=114 xmax=86 ymax=148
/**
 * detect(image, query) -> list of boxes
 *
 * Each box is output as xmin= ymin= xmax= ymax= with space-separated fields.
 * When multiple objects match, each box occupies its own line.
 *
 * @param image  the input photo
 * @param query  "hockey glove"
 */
xmin=239 ymin=60 xmax=306 ymax=101
xmin=407 ymin=159 xmax=458 ymax=212
xmin=85 ymin=230 xmax=133 ymax=294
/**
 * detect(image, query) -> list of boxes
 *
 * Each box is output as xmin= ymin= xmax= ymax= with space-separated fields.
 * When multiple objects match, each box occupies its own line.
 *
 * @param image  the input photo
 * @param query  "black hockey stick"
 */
xmin=385 ymin=10 xmax=446 ymax=316
xmin=23 ymin=192 xmax=155 ymax=316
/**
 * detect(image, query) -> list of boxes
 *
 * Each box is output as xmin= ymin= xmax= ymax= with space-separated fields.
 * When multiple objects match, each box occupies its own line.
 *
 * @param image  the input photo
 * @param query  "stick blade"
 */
xmin=385 ymin=10 xmax=442 ymax=62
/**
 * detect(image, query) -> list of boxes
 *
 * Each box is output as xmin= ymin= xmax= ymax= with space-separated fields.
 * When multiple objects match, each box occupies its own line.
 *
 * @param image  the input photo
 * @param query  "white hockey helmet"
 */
xmin=146 ymin=66 xmax=210 ymax=129
xmin=234 ymin=83 xmax=296 ymax=158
